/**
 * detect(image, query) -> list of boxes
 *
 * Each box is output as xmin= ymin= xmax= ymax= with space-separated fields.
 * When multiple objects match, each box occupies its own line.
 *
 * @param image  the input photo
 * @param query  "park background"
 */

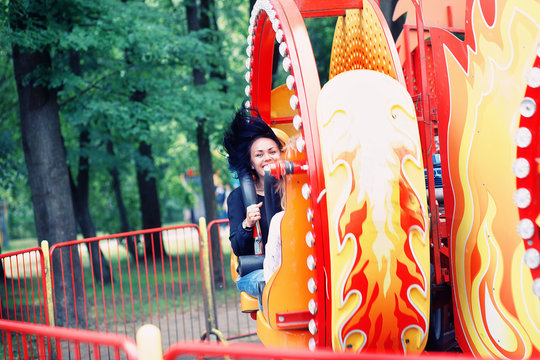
xmin=0 ymin=0 xmax=400 ymax=262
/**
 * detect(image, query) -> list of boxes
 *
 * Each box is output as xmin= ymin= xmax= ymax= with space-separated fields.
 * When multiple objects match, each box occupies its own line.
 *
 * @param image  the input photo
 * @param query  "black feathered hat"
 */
xmin=223 ymin=107 xmax=283 ymax=178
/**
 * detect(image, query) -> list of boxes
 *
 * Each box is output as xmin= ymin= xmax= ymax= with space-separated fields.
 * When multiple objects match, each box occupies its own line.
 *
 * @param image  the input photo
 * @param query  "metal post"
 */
xmin=41 ymin=240 xmax=55 ymax=327
xmin=136 ymin=324 xmax=163 ymax=360
xmin=198 ymin=217 xmax=224 ymax=342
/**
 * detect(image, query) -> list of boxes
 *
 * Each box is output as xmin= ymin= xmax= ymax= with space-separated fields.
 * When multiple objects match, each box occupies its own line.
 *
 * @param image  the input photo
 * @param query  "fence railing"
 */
xmin=0 ymin=220 xmax=255 ymax=349
xmin=0 ymin=319 xmax=138 ymax=360
xmin=0 ymin=247 xmax=49 ymax=326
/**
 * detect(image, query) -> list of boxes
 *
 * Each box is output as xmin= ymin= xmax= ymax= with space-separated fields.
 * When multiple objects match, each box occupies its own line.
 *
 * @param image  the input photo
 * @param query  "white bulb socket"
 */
xmin=282 ymin=56 xmax=291 ymax=72
xmin=513 ymin=188 xmax=532 ymax=208
xmin=293 ymin=114 xmax=302 ymax=130
xmin=513 ymin=158 xmax=530 ymax=179
xmin=286 ymin=75 xmax=295 ymax=90
xmin=308 ymin=299 xmax=318 ymax=314
xmin=520 ymin=97 xmax=536 ymax=118
xmin=306 ymin=231 xmax=315 ymax=247
xmin=527 ymin=67 xmax=540 ymax=88
xmin=308 ymin=278 xmax=317 ymax=293
xmin=308 ymin=319 xmax=318 ymax=335
xmin=514 ymin=127 xmax=532 ymax=148
xmin=524 ymin=248 xmax=540 ymax=269
xmin=517 ymin=218 xmax=535 ymax=240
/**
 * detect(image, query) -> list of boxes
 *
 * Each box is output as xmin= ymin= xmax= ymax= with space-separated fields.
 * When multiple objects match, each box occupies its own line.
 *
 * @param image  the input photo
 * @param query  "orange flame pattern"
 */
xmin=432 ymin=0 xmax=540 ymax=357
xmin=317 ymin=70 xmax=430 ymax=353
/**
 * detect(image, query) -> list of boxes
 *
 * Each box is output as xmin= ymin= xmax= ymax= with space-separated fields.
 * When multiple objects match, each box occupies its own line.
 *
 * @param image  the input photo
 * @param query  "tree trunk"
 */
xmin=186 ymin=0 xmax=223 ymax=287
xmin=136 ymin=140 xmax=165 ymax=259
xmin=69 ymin=130 xmax=112 ymax=283
xmin=68 ymin=51 xmax=112 ymax=283
xmin=12 ymin=45 xmax=84 ymax=327
xmin=107 ymin=139 xmax=138 ymax=258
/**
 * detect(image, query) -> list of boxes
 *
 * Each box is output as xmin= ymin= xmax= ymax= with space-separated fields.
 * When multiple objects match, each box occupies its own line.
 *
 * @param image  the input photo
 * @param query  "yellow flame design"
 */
xmin=317 ymin=70 xmax=430 ymax=352
xmin=441 ymin=0 xmax=540 ymax=356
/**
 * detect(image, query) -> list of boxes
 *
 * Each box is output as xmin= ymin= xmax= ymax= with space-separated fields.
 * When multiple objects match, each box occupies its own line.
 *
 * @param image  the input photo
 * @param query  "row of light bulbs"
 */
xmin=513 ymin=43 xmax=540 ymax=297
xmin=244 ymin=0 xmax=319 ymax=349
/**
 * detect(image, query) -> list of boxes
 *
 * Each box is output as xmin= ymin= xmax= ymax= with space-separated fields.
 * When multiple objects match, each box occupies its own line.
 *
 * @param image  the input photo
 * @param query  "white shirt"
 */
xmin=263 ymin=211 xmax=284 ymax=283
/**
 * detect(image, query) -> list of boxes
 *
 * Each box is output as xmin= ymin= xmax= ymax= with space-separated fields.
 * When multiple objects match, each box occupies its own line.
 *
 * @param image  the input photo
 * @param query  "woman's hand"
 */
xmin=245 ymin=202 xmax=263 ymax=228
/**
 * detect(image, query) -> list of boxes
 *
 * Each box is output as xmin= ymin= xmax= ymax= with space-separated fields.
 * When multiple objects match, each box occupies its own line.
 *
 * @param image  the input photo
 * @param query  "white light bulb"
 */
xmin=279 ymin=42 xmax=288 ymax=57
xmin=527 ymin=67 xmax=540 ymax=88
xmin=282 ymin=56 xmax=291 ymax=72
xmin=514 ymin=127 xmax=532 ymax=148
xmin=246 ymin=45 xmax=252 ymax=57
xmin=513 ymin=188 xmax=531 ymax=208
xmin=272 ymin=19 xmax=280 ymax=32
xmin=520 ymin=98 xmax=536 ymax=118
xmin=308 ymin=299 xmax=318 ymax=314
xmin=306 ymin=208 xmax=313 ymax=222
xmin=296 ymin=136 xmax=305 ymax=152
xmin=307 ymin=255 xmax=316 ymax=270
xmin=275 ymin=29 xmax=284 ymax=43
xmin=245 ymin=58 xmax=251 ymax=70
xmin=305 ymin=231 xmax=315 ymax=247
xmin=244 ymin=85 xmax=251 ymax=97
xmin=524 ymin=248 xmax=540 ymax=269
xmin=302 ymin=183 xmax=311 ymax=200
xmin=513 ymin=158 xmax=530 ymax=179
xmin=245 ymin=71 xmax=251 ymax=83
xmin=244 ymin=101 xmax=251 ymax=109
xmin=286 ymin=75 xmax=295 ymax=90
xmin=517 ymin=218 xmax=535 ymax=239
xmin=308 ymin=338 xmax=316 ymax=351
xmin=533 ymin=278 xmax=540 ymax=297
xmin=289 ymin=94 xmax=298 ymax=110
xmin=308 ymin=319 xmax=318 ymax=335
xmin=308 ymin=278 xmax=317 ymax=293
xmin=293 ymin=115 xmax=302 ymax=130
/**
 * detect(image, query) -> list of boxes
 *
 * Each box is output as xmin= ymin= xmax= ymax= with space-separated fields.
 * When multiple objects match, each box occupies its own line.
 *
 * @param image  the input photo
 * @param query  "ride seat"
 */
xmin=230 ymin=252 xmax=259 ymax=313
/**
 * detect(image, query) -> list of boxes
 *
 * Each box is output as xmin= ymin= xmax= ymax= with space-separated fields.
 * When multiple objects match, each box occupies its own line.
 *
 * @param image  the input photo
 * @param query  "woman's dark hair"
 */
xmin=223 ymin=107 xmax=284 ymax=178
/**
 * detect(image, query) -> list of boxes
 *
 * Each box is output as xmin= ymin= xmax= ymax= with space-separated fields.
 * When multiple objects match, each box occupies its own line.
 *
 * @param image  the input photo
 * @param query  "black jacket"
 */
xmin=226 ymin=186 xmax=282 ymax=256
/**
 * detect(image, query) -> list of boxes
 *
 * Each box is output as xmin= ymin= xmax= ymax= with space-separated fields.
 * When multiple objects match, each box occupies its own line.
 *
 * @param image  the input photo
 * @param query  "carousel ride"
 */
xmin=233 ymin=0 xmax=540 ymax=358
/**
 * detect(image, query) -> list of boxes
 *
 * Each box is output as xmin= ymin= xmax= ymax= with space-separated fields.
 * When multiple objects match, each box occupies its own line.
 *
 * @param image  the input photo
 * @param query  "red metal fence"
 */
xmin=0 ymin=319 xmax=138 ymax=360
xmin=0 ymin=247 xmax=49 ymax=326
xmin=1 ymin=221 xmax=255 ymax=351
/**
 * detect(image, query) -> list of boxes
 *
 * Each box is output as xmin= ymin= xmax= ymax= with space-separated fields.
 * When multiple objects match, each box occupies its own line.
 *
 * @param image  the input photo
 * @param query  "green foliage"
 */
xmin=0 ymin=0 xmax=297 ymax=241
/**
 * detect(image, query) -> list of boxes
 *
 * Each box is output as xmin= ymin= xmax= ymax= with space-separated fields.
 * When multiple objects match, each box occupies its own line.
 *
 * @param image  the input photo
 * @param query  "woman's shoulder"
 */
xmin=227 ymin=187 xmax=242 ymax=203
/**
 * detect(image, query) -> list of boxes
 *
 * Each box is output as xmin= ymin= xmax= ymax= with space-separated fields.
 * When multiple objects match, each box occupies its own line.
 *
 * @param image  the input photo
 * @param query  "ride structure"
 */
xmin=237 ymin=0 xmax=540 ymax=357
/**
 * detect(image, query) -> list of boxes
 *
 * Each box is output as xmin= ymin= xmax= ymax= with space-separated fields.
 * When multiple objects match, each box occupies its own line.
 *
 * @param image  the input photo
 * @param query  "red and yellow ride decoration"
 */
xmin=427 ymin=0 xmax=540 ymax=357
xmin=242 ymin=0 xmax=431 ymax=353
xmin=239 ymin=0 xmax=540 ymax=357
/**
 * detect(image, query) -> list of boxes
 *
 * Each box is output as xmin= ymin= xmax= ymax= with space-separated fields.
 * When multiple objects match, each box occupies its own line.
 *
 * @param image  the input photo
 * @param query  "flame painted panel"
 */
xmin=431 ymin=0 xmax=540 ymax=357
xmin=316 ymin=70 xmax=430 ymax=353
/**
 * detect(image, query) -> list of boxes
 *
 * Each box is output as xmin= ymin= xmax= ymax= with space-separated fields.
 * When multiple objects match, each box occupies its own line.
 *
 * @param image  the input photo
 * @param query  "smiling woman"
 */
xmin=223 ymin=107 xmax=285 ymax=297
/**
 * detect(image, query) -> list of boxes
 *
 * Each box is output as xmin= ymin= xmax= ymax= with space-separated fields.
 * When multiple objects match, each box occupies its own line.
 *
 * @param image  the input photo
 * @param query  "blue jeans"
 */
xmin=236 ymin=269 xmax=264 ymax=298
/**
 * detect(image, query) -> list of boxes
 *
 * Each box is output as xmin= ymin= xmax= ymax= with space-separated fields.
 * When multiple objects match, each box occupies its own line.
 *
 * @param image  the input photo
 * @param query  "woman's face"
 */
xmin=250 ymin=137 xmax=281 ymax=179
